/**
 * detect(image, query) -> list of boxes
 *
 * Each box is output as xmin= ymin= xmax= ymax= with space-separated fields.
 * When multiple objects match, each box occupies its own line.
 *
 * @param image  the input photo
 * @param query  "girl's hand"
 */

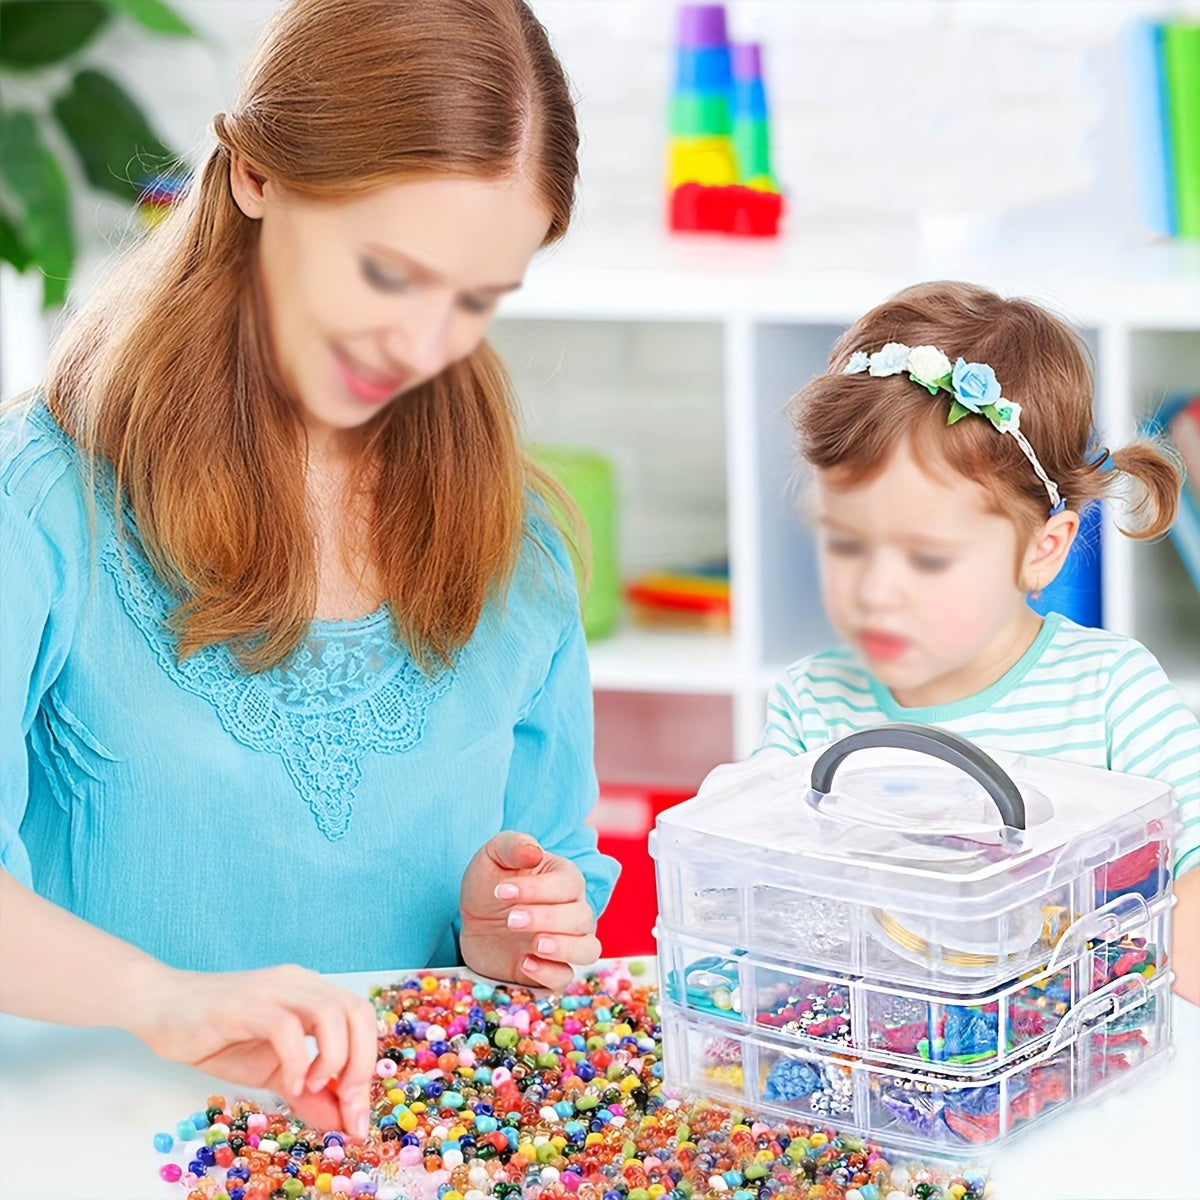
xmin=459 ymin=831 xmax=600 ymax=990
xmin=131 ymin=962 xmax=378 ymax=1136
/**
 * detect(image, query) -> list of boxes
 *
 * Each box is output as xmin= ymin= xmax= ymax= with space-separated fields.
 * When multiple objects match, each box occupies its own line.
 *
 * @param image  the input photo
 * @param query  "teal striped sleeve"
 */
xmin=761 ymin=675 xmax=811 ymax=755
xmin=1104 ymin=645 xmax=1200 ymax=875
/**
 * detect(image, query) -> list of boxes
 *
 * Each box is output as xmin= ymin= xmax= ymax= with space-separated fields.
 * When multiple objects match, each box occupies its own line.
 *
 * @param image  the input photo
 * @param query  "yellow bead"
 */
xmin=648 ymin=1188 xmax=667 ymax=1199
xmin=410 ymin=1102 xmax=427 ymax=1115
xmin=398 ymin=1111 xmax=418 ymax=1132
xmin=586 ymin=1133 xmax=603 ymax=1147
xmin=449 ymin=1125 xmax=467 ymax=1139
xmin=810 ymin=1132 xmax=828 ymax=1148
xmin=387 ymin=1090 xmax=405 ymax=1106
xmin=316 ymin=1175 xmax=333 ymax=1194
xmin=421 ymin=976 xmax=438 ymax=992
xmin=444 ymin=1193 xmax=464 ymax=1200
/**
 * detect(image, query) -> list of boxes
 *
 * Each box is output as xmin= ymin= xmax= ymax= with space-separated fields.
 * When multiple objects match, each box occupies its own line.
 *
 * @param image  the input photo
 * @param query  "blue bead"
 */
xmin=228 ymin=1190 xmax=244 ymax=1200
xmin=187 ymin=1161 xmax=207 ymax=1177
xmin=190 ymin=1109 xmax=210 ymax=1129
xmin=153 ymin=1132 xmax=173 ymax=1153
xmin=195 ymin=1146 xmax=216 ymax=1167
xmin=175 ymin=1120 xmax=197 ymax=1141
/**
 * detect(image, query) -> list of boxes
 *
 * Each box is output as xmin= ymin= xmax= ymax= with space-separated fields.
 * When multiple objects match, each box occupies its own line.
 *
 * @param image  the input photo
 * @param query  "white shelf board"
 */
xmin=586 ymin=625 xmax=743 ymax=694
xmin=506 ymin=211 xmax=1200 ymax=328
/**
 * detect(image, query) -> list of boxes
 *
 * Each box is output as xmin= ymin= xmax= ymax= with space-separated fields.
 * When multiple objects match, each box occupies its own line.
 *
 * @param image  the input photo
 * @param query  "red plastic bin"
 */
xmin=590 ymin=782 xmax=695 ymax=958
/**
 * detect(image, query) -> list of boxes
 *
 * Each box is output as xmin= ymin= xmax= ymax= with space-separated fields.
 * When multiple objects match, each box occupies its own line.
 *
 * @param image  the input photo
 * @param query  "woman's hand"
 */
xmin=460 ymin=831 xmax=600 ymax=990
xmin=0 ymin=872 xmax=377 ymax=1133
xmin=131 ymin=962 xmax=378 ymax=1136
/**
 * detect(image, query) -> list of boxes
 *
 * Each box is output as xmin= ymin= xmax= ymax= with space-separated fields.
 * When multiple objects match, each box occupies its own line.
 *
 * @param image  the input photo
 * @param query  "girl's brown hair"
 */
xmin=44 ymin=0 xmax=578 ymax=672
xmin=790 ymin=281 xmax=1181 ymax=544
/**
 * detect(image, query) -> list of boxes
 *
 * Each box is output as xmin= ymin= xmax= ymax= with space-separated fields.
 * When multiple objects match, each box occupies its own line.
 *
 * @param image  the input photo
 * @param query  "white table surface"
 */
xmin=1 ymin=969 xmax=1197 ymax=1200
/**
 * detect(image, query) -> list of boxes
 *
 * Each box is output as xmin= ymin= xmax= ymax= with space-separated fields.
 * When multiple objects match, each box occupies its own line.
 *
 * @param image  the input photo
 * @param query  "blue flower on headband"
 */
xmin=949 ymin=358 xmax=1002 ymax=419
xmin=868 ymin=342 xmax=912 ymax=377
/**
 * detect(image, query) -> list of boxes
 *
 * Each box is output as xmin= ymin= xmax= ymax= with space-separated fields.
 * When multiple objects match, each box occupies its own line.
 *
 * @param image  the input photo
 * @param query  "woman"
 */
xmin=0 ymin=0 xmax=617 ymax=1136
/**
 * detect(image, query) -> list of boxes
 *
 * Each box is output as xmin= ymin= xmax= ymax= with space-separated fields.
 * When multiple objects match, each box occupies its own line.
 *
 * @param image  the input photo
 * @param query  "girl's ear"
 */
xmin=229 ymin=152 xmax=270 ymax=220
xmin=1020 ymin=508 xmax=1080 ymax=594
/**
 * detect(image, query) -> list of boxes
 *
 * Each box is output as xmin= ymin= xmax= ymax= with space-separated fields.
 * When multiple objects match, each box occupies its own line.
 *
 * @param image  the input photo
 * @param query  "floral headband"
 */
xmin=844 ymin=343 xmax=1064 ymax=514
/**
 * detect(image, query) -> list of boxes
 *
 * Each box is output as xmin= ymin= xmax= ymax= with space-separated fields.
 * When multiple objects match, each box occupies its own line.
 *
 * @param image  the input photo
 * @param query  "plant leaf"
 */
xmin=0 ymin=0 xmax=109 ymax=68
xmin=53 ymin=68 xmax=175 ymax=201
xmin=0 ymin=205 xmax=33 ymax=272
xmin=946 ymin=400 xmax=972 ymax=425
xmin=99 ymin=0 xmax=194 ymax=35
xmin=0 ymin=109 xmax=74 ymax=308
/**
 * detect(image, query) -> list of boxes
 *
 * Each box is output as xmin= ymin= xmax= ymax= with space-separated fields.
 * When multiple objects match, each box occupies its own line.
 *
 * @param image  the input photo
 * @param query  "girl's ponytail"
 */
xmin=1104 ymin=439 xmax=1182 ymax=540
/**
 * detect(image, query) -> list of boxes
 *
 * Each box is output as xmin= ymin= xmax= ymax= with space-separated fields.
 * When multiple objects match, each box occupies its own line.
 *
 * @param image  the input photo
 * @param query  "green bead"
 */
xmin=744 ymin=1165 xmax=768 ymax=1180
xmin=282 ymin=1178 xmax=305 ymax=1199
xmin=676 ymin=1123 xmax=690 ymax=1142
xmin=573 ymin=1095 xmax=599 ymax=1112
xmin=536 ymin=1052 xmax=558 ymax=1069
xmin=204 ymin=1127 xmax=226 ymax=1146
xmin=622 ymin=1140 xmax=637 ymax=1160
xmin=536 ymin=1142 xmax=558 ymax=1164
xmin=629 ymin=1190 xmax=650 ymax=1200
xmin=276 ymin=1131 xmax=296 ymax=1149
xmin=494 ymin=1027 xmax=519 ymax=1049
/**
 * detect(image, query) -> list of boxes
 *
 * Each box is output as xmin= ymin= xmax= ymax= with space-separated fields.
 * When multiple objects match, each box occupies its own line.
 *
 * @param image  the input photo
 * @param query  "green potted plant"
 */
xmin=0 ymin=0 xmax=195 ymax=308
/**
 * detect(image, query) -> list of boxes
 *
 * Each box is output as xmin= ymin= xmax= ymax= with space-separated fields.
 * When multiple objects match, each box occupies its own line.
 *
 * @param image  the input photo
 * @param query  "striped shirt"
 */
xmin=762 ymin=612 xmax=1200 ymax=874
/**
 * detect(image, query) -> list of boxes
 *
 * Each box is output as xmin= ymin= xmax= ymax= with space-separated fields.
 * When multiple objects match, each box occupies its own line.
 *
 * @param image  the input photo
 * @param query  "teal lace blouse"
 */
xmin=0 ymin=402 xmax=618 ymax=973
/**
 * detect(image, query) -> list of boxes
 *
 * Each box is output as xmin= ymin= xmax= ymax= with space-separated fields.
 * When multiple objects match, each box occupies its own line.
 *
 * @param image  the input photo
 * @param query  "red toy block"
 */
xmin=669 ymin=182 xmax=783 ymax=237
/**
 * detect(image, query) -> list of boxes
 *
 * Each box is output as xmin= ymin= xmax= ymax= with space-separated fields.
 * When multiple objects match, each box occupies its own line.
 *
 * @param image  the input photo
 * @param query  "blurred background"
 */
xmin=2 ymin=0 xmax=1198 ymax=954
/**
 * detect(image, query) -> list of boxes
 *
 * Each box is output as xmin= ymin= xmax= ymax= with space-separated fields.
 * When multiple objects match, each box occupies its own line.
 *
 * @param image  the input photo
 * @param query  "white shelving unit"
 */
xmin=494 ymin=216 xmax=1200 ymax=783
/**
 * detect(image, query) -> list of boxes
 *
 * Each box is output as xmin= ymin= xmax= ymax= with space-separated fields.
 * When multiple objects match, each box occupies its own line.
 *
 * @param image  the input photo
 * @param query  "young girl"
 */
xmin=764 ymin=280 xmax=1200 ymax=1003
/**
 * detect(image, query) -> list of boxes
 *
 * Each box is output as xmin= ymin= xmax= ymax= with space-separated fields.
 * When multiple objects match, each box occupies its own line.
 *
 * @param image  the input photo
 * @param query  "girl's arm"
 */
xmin=0 ymin=869 xmax=377 ymax=1135
xmin=1172 ymin=868 xmax=1200 ymax=1006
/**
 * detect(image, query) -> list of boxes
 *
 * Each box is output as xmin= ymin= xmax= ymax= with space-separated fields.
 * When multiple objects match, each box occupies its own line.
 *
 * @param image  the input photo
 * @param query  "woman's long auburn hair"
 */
xmin=44 ymin=0 xmax=579 ymax=673
xmin=790 ymin=281 xmax=1181 ymax=548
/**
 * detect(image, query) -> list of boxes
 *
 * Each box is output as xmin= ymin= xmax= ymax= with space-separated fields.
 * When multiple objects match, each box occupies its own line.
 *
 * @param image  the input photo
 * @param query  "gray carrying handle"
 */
xmin=809 ymin=723 xmax=1027 ymax=832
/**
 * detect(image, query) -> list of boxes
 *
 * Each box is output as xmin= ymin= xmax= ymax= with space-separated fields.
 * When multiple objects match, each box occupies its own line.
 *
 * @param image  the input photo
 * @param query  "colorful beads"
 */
xmin=156 ymin=969 xmax=988 ymax=1199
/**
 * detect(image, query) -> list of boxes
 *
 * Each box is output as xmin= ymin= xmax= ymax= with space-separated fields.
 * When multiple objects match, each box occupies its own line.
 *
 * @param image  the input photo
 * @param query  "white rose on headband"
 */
xmin=868 ymin=342 xmax=911 ymax=376
xmin=844 ymin=351 xmax=870 ymax=374
xmin=905 ymin=345 xmax=952 ymax=393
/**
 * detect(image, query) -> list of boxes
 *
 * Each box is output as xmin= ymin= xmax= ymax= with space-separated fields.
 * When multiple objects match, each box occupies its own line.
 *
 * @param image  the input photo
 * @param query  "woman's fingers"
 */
xmin=505 ymin=899 xmax=595 ymax=938
xmin=493 ymin=864 xmax=583 ymax=906
xmin=335 ymin=993 xmax=379 ymax=1137
xmin=518 ymin=953 xmax=575 ymax=992
xmin=265 ymin=1009 xmax=312 ymax=1098
xmin=530 ymin=931 xmax=601 ymax=968
xmin=288 ymin=1082 xmax=348 ymax=1133
xmin=300 ymin=994 xmax=350 ymax=1097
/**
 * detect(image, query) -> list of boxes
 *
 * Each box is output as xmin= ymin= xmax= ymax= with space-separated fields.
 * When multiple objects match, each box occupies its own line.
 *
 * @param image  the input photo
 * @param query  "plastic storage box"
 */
xmin=653 ymin=725 xmax=1178 ymax=1154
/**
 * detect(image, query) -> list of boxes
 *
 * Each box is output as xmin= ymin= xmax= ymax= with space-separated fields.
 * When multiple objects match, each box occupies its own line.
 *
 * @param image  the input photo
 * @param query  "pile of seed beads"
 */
xmin=155 ymin=967 xmax=990 ymax=1200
